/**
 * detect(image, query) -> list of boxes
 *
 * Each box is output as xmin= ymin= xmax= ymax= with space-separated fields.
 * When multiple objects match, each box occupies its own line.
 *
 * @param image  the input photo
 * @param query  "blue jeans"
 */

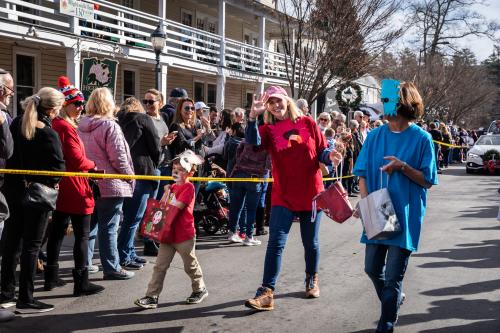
xmin=118 ymin=176 xmax=159 ymax=263
xmin=156 ymin=165 xmax=172 ymax=200
xmin=228 ymin=171 xmax=261 ymax=237
xmin=88 ymin=197 xmax=125 ymax=274
xmin=364 ymin=244 xmax=412 ymax=332
xmin=262 ymin=206 xmax=321 ymax=290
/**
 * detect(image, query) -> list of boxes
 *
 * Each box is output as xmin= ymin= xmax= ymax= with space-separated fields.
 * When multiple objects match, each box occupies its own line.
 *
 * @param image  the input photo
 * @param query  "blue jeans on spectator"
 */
xmin=364 ymin=244 xmax=412 ymax=332
xmin=118 ymin=174 xmax=160 ymax=264
xmin=156 ymin=165 xmax=172 ymax=200
xmin=262 ymin=206 xmax=321 ymax=290
xmin=88 ymin=197 xmax=125 ymax=274
xmin=228 ymin=171 xmax=261 ymax=237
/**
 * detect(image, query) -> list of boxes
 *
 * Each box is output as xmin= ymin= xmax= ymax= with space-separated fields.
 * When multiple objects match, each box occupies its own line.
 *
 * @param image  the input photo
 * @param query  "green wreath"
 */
xmin=484 ymin=149 xmax=500 ymax=161
xmin=336 ymin=82 xmax=363 ymax=109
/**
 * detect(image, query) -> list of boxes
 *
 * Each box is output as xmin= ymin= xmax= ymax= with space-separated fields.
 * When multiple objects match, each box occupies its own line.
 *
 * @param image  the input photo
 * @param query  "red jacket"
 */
xmin=52 ymin=117 xmax=96 ymax=215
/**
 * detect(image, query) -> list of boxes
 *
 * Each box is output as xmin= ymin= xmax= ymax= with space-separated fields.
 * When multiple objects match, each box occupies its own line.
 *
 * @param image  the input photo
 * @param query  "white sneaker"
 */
xmin=243 ymin=237 xmax=261 ymax=246
xmin=228 ymin=232 xmax=243 ymax=243
xmin=88 ymin=265 xmax=99 ymax=274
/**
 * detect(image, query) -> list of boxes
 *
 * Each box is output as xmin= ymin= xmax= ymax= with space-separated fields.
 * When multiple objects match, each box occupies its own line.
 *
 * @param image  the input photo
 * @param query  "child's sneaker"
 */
xmin=228 ymin=231 xmax=243 ymax=243
xmin=186 ymin=288 xmax=208 ymax=304
xmin=243 ymin=237 xmax=261 ymax=246
xmin=238 ymin=232 xmax=246 ymax=240
xmin=134 ymin=296 xmax=158 ymax=309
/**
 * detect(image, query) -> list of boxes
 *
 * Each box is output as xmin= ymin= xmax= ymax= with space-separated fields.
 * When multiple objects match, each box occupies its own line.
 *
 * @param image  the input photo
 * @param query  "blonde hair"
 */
xmin=86 ymin=88 xmax=116 ymax=118
xmin=59 ymin=107 xmax=78 ymax=128
xmin=264 ymin=96 xmax=301 ymax=124
xmin=21 ymin=87 xmax=64 ymax=140
xmin=145 ymin=88 xmax=164 ymax=108
xmin=398 ymin=82 xmax=424 ymax=120
xmin=120 ymin=97 xmax=145 ymax=114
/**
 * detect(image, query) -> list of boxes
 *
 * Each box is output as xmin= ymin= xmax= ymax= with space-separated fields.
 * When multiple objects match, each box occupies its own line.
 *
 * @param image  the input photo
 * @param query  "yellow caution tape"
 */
xmin=432 ymin=140 xmax=469 ymax=149
xmin=0 ymin=169 xmax=355 ymax=183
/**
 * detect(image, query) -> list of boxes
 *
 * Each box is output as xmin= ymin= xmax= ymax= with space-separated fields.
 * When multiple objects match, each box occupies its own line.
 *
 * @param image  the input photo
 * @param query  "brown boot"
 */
xmin=305 ymin=273 xmax=320 ymax=298
xmin=245 ymin=287 xmax=274 ymax=311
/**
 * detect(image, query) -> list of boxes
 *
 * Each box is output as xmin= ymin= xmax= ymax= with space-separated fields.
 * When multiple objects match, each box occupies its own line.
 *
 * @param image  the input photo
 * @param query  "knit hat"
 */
xmin=57 ymin=76 xmax=85 ymax=106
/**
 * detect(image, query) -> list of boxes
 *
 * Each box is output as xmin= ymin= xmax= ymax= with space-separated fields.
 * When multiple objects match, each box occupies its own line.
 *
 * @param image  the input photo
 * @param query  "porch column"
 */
xmin=216 ymin=74 xmax=225 ymax=110
xmin=311 ymin=100 xmax=318 ymax=119
xmin=158 ymin=0 xmax=167 ymax=19
xmin=258 ymin=16 xmax=266 ymax=75
xmin=159 ymin=63 xmax=168 ymax=99
xmin=66 ymin=47 xmax=81 ymax=88
xmin=218 ymin=0 xmax=226 ymax=67
xmin=257 ymin=80 xmax=265 ymax=95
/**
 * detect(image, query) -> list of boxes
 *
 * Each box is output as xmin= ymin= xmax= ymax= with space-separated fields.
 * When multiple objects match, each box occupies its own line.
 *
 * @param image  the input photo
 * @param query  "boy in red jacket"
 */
xmin=135 ymin=151 xmax=207 ymax=308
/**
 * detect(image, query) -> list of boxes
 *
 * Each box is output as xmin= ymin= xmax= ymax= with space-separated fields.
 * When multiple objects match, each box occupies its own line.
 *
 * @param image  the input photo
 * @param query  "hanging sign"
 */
xmin=81 ymin=58 xmax=119 ymax=100
xmin=59 ymin=0 xmax=94 ymax=20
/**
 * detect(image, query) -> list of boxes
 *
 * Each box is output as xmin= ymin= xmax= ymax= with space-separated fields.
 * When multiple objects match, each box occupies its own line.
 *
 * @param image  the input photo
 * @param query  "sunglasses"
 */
xmin=319 ymin=118 xmax=329 ymax=121
xmin=142 ymin=99 xmax=157 ymax=105
xmin=2 ymin=85 xmax=14 ymax=96
xmin=183 ymin=106 xmax=196 ymax=112
xmin=72 ymin=101 xmax=85 ymax=107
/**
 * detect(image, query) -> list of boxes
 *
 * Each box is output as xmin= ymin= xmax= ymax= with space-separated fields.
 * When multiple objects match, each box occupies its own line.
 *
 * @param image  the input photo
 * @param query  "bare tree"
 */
xmin=276 ymin=0 xmax=404 ymax=106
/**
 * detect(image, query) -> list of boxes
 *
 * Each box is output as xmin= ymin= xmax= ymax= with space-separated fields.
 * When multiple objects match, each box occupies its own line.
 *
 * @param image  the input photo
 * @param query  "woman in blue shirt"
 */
xmin=353 ymin=82 xmax=438 ymax=333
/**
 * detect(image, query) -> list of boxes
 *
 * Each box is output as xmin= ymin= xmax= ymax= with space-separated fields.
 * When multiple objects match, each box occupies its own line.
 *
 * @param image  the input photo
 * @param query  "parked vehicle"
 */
xmin=466 ymin=134 xmax=500 ymax=174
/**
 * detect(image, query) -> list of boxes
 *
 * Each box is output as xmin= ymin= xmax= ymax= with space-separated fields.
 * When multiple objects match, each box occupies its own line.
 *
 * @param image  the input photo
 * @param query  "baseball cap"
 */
xmin=194 ymin=101 xmax=209 ymax=110
xmin=169 ymin=88 xmax=188 ymax=98
xmin=265 ymin=86 xmax=288 ymax=102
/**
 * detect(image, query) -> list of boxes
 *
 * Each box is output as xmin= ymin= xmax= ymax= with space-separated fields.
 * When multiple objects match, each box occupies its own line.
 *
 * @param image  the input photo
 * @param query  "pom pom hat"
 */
xmin=58 ymin=76 xmax=85 ymax=106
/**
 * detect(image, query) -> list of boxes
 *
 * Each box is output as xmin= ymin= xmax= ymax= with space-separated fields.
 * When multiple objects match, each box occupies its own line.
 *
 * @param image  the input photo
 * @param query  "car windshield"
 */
xmin=475 ymin=135 xmax=500 ymax=145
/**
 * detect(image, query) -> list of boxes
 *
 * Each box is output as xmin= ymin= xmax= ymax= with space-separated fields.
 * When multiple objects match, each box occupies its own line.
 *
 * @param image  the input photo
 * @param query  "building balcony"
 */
xmin=0 ymin=0 xmax=299 ymax=80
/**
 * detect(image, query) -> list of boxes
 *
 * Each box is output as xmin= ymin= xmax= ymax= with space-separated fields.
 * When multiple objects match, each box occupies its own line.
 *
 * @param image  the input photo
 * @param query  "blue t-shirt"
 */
xmin=353 ymin=124 xmax=438 ymax=251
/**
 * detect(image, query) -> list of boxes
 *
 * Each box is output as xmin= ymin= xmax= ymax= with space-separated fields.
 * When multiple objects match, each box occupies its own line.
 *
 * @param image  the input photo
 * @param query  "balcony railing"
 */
xmin=0 ymin=0 xmax=310 ymax=79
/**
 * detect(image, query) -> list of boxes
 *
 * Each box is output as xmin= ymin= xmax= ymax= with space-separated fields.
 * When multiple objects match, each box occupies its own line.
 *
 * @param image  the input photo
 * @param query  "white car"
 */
xmin=466 ymin=134 xmax=500 ymax=173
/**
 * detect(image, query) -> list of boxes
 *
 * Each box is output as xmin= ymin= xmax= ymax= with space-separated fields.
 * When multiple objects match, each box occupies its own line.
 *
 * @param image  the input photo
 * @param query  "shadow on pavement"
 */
xmin=413 ymin=239 xmax=500 ymax=269
xmin=421 ymin=279 xmax=500 ymax=297
xmin=457 ymin=205 xmax=499 ymax=219
xmin=397 ymin=298 xmax=500 ymax=331
xmin=1 ymin=291 xmax=304 ymax=333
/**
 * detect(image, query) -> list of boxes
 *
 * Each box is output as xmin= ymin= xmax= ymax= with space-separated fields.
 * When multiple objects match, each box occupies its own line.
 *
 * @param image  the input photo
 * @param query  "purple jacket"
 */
xmin=78 ymin=116 xmax=135 ymax=198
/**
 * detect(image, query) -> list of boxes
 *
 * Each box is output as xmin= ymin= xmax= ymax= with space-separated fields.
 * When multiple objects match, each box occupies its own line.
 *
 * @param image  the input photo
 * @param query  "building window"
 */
xmin=181 ymin=9 xmax=193 ymax=26
xmin=246 ymin=92 xmax=253 ymax=109
xmin=123 ymin=70 xmax=136 ymax=100
xmin=207 ymin=84 xmax=216 ymax=105
xmin=194 ymin=81 xmax=205 ymax=102
xmin=16 ymin=54 xmax=35 ymax=114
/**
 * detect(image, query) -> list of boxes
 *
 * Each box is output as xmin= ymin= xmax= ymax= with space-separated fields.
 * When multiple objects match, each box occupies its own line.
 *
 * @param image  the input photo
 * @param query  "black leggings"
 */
xmin=1 ymin=203 xmax=50 ymax=303
xmin=46 ymin=211 xmax=90 ymax=270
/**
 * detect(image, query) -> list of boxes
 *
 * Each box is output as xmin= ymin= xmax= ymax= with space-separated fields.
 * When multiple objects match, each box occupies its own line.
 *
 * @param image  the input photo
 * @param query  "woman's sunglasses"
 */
xmin=73 ymin=101 xmax=85 ymax=107
xmin=183 ymin=106 xmax=196 ymax=112
xmin=142 ymin=99 xmax=157 ymax=105
xmin=319 ymin=118 xmax=329 ymax=122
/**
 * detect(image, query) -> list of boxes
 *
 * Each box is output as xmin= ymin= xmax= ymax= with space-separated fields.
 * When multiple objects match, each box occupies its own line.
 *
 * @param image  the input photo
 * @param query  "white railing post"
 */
xmin=218 ymin=0 xmax=226 ymax=67
xmin=6 ymin=2 xmax=17 ymax=21
xmin=66 ymin=46 xmax=81 ymax=88
xmin=118 ymin=11 xmax=126 ymax=44
xmin=258 ymin=16 xmax=266 ymax=75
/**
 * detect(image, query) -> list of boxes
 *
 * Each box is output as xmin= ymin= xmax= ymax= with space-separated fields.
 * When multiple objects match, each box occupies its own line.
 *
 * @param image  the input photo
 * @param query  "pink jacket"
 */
xmin=78 ymin=116 xmax=135 ymax=198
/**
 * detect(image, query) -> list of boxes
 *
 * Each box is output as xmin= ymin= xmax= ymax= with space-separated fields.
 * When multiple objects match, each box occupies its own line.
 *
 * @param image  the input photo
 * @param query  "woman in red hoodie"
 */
xmin=44 ymin=77 xmax=104 ymax=296
xmin=244 ymin=86 xmax=342 ymax=311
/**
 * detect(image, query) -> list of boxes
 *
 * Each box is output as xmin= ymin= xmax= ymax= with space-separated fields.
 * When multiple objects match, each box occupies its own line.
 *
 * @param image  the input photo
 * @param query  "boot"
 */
xmin=245 ymin=286 xmax=274 ymax=311
xmin=305 ymin=273 xmax=320 ymax=298
xmin=44 ymin=264 xmax=67 ymax=291
xmin=72 ymin=268 xmax=105 ymax=297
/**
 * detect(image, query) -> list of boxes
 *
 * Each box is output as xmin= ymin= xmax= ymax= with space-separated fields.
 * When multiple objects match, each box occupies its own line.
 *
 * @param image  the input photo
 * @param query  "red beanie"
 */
xmin=58 ymin=76 xmax=85 ymax=106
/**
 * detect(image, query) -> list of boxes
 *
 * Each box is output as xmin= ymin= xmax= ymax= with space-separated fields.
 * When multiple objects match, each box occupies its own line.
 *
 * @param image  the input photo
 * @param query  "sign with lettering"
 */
xmin=81 ymin=58 xmax=119 ymax=100
xmin=59 ymin=0 xmax=94 ymax=20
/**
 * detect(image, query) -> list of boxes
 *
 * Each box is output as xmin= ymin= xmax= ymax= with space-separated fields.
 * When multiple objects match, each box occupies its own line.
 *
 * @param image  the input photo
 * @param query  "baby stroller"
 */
xmin=194 ymin=154 xmax=230 ymax=235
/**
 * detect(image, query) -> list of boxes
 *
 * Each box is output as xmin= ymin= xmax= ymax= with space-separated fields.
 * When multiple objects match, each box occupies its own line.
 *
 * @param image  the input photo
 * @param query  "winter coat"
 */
xmin=78 ymin=116 xmax=135 ymax=198
xmin=118 ymin=112 xmax=161 ymax=176
xmin=52 ymin=117 xmax=95 ymax=215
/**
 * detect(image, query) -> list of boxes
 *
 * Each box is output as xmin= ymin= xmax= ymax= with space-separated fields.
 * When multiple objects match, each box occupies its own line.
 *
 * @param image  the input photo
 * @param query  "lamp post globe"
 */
xmin=151 ymin=21 xmax=166 ymax=90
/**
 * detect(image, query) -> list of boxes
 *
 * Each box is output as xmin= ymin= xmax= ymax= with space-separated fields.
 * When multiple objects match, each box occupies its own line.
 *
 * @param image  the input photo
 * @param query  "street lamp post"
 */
xmin=151 ymin=21 xmax=166 ymax=91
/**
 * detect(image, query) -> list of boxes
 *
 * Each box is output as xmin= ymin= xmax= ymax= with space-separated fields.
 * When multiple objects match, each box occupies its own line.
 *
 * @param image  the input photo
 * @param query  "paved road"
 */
xmin=2 ymin=165 xmax=499 ymax=333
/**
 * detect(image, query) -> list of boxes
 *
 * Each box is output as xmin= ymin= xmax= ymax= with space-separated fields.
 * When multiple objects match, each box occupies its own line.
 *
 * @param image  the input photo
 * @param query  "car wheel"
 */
xmin=466 ymin=167 xmax=474 ymax=174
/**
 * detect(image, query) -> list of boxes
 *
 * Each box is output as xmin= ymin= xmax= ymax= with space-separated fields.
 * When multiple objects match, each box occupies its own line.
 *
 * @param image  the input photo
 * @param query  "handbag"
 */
xmin=358 ymin=171 xmax=400 ymax=240
xmin=22 ymin=182 xmax=59 ymax=211
xmin=140 ymin=198 xmax=181 ymax=244
xmin=313 ymin=161 xmax=354 ymax=223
